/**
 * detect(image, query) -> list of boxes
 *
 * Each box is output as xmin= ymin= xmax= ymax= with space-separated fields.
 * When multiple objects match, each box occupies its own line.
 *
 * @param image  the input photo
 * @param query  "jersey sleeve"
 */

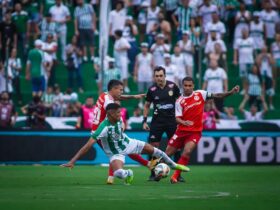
xmin=145 ymin=88 xmax=153 ymax=103
xmin=175 ymin=99 xmax=183 ymax=117
xmin=104 ymin=95 xmax=114 ymax=109
xmin=196 ymin=90 xmax=212 ymax=101
xmin=91 ymin=122 xmax=107 ymax=140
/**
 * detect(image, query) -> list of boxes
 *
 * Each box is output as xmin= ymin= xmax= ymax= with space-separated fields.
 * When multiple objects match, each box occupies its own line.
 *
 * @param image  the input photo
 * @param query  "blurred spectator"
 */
xmin=158 ymin=11 xmax=171 ymax=43
xmin=0 ymin=1 xmax=13 ymax=22
xmin=127 ymin=106 xmax=143 ymax=129
xmin=190 ymin=19 xmax=201 ymax=47
xmin=172 ymin=0 xmax=195 ymax=40
xmin=114 ymin=29 xmax=131 ymax=93
xmin=0 ymin=11 xmax=17 ymax=63
xmin=65 ymin=35 xmax=83 ymax=93
xmin=219 ymin=106 xmax=238 ymax=120
xmin=246 ymin=64 xmax=263 ymax=108
xmin=205 ymin=31 xmax=227 ymax=57
xmin=42 ymin=33 xmax=58 ymax=87
xmin=198 ymin=0 xmax=218 ymax=33
xmin=260 ymin=1 xmax=279 ymax=46
xmin=39 ymin=12 xmax=57 ymax=41
xmin=234 ymin=28 xmax=255 ymax=94
xmin=209 ymin=42 xmax=227 ymax=71
xmin=0 ymin=62 xmax=5 ymax=92
xmin=203 ymin=59 xmax=228 ymax=111
xmin=41 ymin=0 xmax=56 ymax=16
xmin=146 ymin=0 xmax=160 ymax=46
xmin=137 ymin=2 xmax=149 ymax=43
xmin=74 ymin=0 xmax=96 ymax=62
xmin=134 ymin=42 xmax=153 ymax=95
xmin=202 ymin=100 xmax=219 ymax=130
xmin=177 ymin=30 xmax=194 ymax=77
xmin=234 ymin=2 xmax=251 ymax=47
xmin=162 ymin=0 xmax=178 ymax=25
xmin=123 ymin=16 xmax=139 ymax=73
xmin=7 ymin=48 xmax=22 ymax=104
xmin=21 ymin=95 xmax=47 ymax=129
xmin=271 ymin=33 xmax=280 ymax=76
xmin=25 ymin=40 xmax=46 ymax=97
xmin=151 ymin=33 xmax=170 ymax=66
xmin=224 ymin=0 xmax=240 ymax=44
xmin=171 ymin=45 xmax=187 ymax=87
xmin=62 ymin=88 xmax=80 ymax=117
xmin=120 ymin=107 xmax=129 ymax=130
xmin=24 ymin=0 xmax=41 ymax=41
xmin=0 ymin=91 xmax=17 ymax=128
xmin=102 ymin=58 xmax=121 ymax=92
xmin=205 ymin=12 xmax=226 ymax=42
xmin=52 ymin=84 xmax=63 ymax=117
xmin=163 ymin=53 xmax=177 ymax=83
xmin=89 ymin=0 xmax=99 ymax=12
xmin=12 ymin=3 xmax=29 ymax=56
xmin=76 ymin=96 xmax=95 ymax=129
xmin=93 ymin=55 xmax=110 ymax=94
xmin=239 ymin=94 xmax=268 ymax=121
xmin=249 ymin=12 xmax=266 ymax=52
xmin=49 ymin=0 xmax=71 ymax=61
xmin=109 ymin=1 xmax=126 ymax=39
xmin=42 ymin=86 xmax=54 ymax=116
xmin=256 ymin=45 xmax=275 ymax=110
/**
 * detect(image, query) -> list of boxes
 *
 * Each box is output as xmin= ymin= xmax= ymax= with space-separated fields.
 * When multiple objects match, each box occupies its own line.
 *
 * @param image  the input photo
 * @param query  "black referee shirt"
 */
xmin=146 ymin=80 xmax=180 ymax=124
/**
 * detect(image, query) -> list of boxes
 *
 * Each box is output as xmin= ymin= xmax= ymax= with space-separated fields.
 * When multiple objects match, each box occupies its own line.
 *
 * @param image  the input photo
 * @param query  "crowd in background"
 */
xmin=0 ymin=0 xmax=280 ymax=129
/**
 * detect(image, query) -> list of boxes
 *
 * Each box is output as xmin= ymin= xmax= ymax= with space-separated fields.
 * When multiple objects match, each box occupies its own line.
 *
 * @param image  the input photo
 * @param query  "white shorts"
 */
xmin=109 ymin=139 xmax=146 ymax=163
xmin=117 ymin=57 xmax=129 ymax=80
xmin=183 ymin=54 xmax=193 ymax=67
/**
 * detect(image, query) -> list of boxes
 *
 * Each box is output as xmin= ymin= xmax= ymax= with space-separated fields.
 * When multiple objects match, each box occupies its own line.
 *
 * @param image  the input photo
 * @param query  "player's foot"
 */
xmin=170 ymin=175 xmax=178 ymax=184
xmin=106 ymin=176 xmax=114 ymax=185
xmin=124 ymin=169 xmax=134 ymax=185
xmin=174 ymin=164 xmax=190 ymax=172
xmin=177 ymin=175 xmax=186 ymax=183
xmin=148 ymin=158 xmax=162 ymax=170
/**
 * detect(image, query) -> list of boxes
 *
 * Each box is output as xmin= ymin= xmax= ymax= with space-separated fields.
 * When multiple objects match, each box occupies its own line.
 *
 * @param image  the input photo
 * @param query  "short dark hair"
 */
xmin=182 ymin=76 xmax=194 ymax=84
xmin=115 ymin=30 xmax=123 ymax=37
xmin=106 ymin=103 xmax=121 ymax=111
xmin=107 ymin=79 xmax=123 ymax=91
xmin=154 ymin=66 xmax=166 ymax=75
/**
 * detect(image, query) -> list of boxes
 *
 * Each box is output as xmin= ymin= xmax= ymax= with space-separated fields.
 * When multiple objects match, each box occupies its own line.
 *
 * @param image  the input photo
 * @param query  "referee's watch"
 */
xmin=142 ymin=117 xmax=147 ymax=124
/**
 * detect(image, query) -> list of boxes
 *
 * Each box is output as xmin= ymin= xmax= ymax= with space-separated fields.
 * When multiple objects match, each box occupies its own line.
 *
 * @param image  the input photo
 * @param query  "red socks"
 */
xmin=172 ymin=156 xmax=190 ymax=180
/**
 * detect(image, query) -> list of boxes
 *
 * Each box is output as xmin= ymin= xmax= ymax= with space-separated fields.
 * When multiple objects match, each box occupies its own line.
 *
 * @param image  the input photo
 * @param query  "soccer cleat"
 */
xmin=170 ymin=176 xmax=178 ymax=184
xmin=124 ymin=169 xmax=134 ymax=185
xmin=148 ymin=158 xmax=162 ymax=170
xmin=177 ymin=175 xmax=186 ymax=183
xmin=106 ymin=176 xmax=114 ymax=185
xmin=174 ymin=164 xmax=190 ymax=172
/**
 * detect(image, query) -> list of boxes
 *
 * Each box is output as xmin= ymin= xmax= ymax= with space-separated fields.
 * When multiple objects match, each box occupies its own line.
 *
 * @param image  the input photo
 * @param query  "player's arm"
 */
xmin=60 ymin=137 xmax=96 ymax=169
xmin=239 ymin=94 xmax=249 ymax=114
xmin=120 ymin=94 xmax=146 ymax=100
xmin=210 ymin=85 xmax=239 ymax=99
xmin=142 ymin=101 xmax=151 ymax=130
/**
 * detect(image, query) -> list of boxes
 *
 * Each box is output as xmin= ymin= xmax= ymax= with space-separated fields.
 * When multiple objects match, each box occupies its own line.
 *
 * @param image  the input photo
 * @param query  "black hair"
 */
xmin=107 ymin=79 xmax=123 ymax=91
xmin=182 ymin=76 xmax=194 ymax=84
xmin=115 ymin=30 xmax=123 ymax=37
xmin=154 ymin=66 xmax=166 ymax=75
xmin=106 ymin=103 xmax=121 ymax=111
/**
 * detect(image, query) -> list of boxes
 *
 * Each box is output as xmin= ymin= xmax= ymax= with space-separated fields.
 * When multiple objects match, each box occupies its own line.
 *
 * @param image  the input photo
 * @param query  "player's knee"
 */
xmin=182 ymin=149 xmax=192 ymax=158
xmin=113 ymin=169 xmax=125 ymax=179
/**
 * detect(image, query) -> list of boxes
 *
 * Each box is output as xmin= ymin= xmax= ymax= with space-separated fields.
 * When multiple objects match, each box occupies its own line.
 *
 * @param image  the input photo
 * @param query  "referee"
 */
xmin=143 ymin=66 xmax=183 ymax=181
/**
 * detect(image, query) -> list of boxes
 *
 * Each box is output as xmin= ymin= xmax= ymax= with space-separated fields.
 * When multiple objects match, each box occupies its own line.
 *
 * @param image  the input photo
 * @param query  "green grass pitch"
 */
xmin=0 ymin=166 xmax=279 ymax=210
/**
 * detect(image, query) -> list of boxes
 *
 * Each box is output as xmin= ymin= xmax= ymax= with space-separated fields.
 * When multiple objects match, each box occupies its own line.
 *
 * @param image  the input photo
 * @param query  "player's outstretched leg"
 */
xmin=114 ymin=169 xmax=134 ymax=185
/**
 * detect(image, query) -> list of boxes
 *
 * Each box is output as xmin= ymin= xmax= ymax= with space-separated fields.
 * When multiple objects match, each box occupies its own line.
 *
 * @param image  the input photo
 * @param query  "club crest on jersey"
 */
xmin=168 ymin=84 xmax=174 ymax=88
xmin=194 ymin=96 xmax=199 ymax=101
xmin=168 ymin=91 xmax=173 ymax=96
xmin=151 ymin=87 xmax=157 ymax=91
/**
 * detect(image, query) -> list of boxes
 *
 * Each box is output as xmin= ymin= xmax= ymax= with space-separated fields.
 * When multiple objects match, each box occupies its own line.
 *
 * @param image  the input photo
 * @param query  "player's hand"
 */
xmin=60 ymin=162 xmax=74 ymax=169
xmin=143 ymin=122 xmax=150 ymax=131
xmin=182 ymin=120 xmax=194 ymax=126
xmin=231 ymin=85 xmax=239 ymax=94
xmin=134 ymin=94 xmax=146 ymax=99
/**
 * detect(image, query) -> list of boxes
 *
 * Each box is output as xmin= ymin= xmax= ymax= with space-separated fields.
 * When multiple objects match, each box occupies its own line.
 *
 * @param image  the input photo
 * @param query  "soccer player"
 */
xmin=143 ymin=66 xmax=182 ymax=181
xmin=165 ymin=77 xmax=239 ymax=183
xmin=90 ymin=79 xmax=152 ymax=184
xmin=61 ymin=103 xmax=190 ymax=185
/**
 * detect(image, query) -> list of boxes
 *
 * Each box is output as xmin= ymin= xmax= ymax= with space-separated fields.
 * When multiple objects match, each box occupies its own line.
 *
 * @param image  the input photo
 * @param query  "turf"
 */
xmin=0 ymin=166 xmax=279 ymax=210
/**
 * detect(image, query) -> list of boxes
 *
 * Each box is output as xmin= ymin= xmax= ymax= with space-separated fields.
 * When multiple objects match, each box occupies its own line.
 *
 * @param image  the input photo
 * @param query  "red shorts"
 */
xmin=167 ymin=130 xmax=202 ymax=149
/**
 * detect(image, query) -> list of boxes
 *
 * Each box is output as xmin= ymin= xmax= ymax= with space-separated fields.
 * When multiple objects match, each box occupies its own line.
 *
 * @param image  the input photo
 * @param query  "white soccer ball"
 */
xmin=154 ymin=163 xmax=170 ymax=179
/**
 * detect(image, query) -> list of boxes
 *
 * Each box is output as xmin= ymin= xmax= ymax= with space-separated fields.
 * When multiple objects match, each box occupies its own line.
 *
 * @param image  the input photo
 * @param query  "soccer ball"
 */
xmin=154 ymin=163 xmax=170 ymax=179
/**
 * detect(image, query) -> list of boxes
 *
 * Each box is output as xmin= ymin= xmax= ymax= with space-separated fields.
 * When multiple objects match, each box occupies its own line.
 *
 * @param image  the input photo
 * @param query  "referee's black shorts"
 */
xmin=148 ymin=122 xmax=177 ymax=143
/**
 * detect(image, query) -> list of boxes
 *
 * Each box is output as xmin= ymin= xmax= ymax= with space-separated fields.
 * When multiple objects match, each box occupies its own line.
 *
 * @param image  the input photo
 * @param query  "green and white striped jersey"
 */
xmin=91 ymin=119 xmax=130 ymax=156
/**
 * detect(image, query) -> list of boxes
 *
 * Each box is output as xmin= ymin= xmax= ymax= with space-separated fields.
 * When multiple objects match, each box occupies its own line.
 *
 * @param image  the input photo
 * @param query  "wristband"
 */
xmin=142 ymin=117 xmax=147 ymax=124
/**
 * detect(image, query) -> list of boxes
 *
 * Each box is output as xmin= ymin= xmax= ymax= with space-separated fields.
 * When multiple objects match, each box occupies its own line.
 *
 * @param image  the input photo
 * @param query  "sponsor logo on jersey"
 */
xmin=151 ymin=87 xmax=157 ymax=91
xmin=168 ymin=84 xmax=174 ymax=88
xmin=150 ymin=135 xmax=156 ymax=139
xmin=194 ymin=96 xmax=199 ymax=101
xmin=159 ymin=104 xmax=174 ymax=109
xmin=168 ymin=90 xmax=173 ymax=96
xmin=185 ymin=101 xmax=202 ymax=110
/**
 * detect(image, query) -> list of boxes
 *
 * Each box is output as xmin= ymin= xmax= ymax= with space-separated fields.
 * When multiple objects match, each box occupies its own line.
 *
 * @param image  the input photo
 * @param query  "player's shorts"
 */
xmin=116 ymin=57 xmax=129 ymax=80
xmin=78 ymin=29 xmax=95 ymax=47
xmin=109 ymin=139 xmax=145 ymax=163
xmin=183 ymin=54 xmax=194 ymax=67
xmin=168 ymin=130 xmax=202 ymax=149
xmin=239 ymin=63 xmax=252 ymax=78
xmin=148 ymin=122 xmax=177 ymax=143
